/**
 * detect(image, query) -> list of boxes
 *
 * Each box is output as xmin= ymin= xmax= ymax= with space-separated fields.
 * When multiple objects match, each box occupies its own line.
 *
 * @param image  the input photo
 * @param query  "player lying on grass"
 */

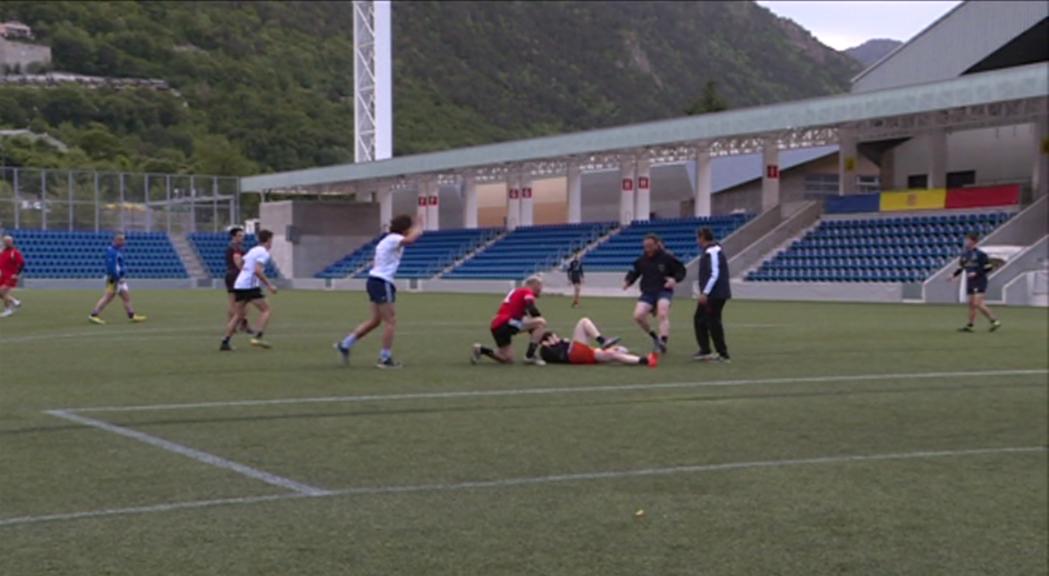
xmin=89 ymin=233 xmax=147 ymax=324
xmin=537 ymin=317 xmax=658 ymax=367
xmin=471 ymin=275 xmax=548 ymax=365
xmin=336 ymin=214 xmax=424 ymax=369
xmin=221 ymin=229 xmax=277 ymax=350
xmin=0 ymin=235 xmax=25 ymax=318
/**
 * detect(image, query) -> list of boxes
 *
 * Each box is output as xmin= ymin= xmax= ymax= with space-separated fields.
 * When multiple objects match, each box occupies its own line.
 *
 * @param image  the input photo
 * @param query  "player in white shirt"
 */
xmin=335 ymin=214 xmax=423 ymax=368
xmin=221 ymin=229 xmax=277 ymax=351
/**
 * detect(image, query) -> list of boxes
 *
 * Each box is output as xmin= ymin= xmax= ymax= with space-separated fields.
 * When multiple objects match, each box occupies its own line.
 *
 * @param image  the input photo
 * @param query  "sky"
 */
xmin=755 ymin=1 xmax=964 ymax=50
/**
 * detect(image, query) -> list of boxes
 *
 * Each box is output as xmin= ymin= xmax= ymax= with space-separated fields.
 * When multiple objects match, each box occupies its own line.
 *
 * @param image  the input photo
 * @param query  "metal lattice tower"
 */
xmin=353 ymin=0 xmax=393 ymax=163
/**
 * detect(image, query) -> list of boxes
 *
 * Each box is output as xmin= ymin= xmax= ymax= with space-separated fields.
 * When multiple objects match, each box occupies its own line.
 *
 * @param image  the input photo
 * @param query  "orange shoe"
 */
xmin=646 ymin=352 xmax=659 ymax=368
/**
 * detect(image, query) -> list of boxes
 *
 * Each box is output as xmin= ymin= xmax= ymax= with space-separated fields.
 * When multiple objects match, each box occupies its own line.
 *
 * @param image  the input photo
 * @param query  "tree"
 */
xmin=685 ymin=80 xmax=729 ymax=116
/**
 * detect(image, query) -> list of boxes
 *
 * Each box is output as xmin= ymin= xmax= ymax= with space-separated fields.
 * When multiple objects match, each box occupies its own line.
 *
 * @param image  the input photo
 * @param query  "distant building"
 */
xmin=0 ymin=21 xmax=34 ymax=40
xmin=0 ymin=40 xmax=51 ymax=74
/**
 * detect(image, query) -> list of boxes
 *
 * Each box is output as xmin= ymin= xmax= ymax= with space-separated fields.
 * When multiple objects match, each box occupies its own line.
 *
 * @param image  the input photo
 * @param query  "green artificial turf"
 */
xmin=0 ymin=290 xmax=1045 ymax=575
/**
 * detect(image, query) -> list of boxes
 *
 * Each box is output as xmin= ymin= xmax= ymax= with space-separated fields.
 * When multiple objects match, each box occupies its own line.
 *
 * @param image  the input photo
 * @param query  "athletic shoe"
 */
xmin=523 ymin=355 xmax=546 ymax=366
xmin=711 ymin=355 xmax=731 ymax=364
xmin=88 ymin=315 xmax=106 ymax=325
xmin=0 ymin=308 xmax=12 ymax=318
xmin=376 ymin=357 xmax=403 ymax=369
xmin=989 ymin=320 xmax=1002 ymax=332
xmin=12 ymin=300 xmax=21 ymax=308
xmin=334 ymin=343 xmax=351 ymax=365
xmin=692 ymin=351 xmax=717 ymax=361
xmin=129 ymin=314 xmax=147 ymax=323
xmin=646 ymin=352 xmax=659 ymax=368
xmin=219 ymin=341 xmax=234 ymax=351
xmin=470 ymin=343 xmax=482 ymax=365
xmin=600 ymin=336 xmax=622 ymax=350
xmin=250 ymin=338 xmax=272 ymax=349
xmin=957 ymin=325 xmax=974 ymax=333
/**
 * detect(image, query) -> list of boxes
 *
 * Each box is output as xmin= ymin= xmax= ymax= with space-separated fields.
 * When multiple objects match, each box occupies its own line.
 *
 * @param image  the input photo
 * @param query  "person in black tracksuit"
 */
xmin=623 ymin=234 xmax=686 ymax=354
xmin=566 ymin=257 xmax=584 ymax=308
xmin=694 ymin=227 xmax=731 ymax=362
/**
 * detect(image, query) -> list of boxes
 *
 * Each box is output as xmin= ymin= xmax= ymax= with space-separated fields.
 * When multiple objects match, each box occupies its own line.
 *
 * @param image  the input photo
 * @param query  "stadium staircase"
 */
xmin=314 ymin=235 xmax=383 ymax=279
xmin=341 ymin=228 xmax=500 ymax=280
xmin=187 ymin=233 xmax=281 ymax=279
xmin=170 ymin=234 xmax=208 ymax=281
xmin=444 ymin=222 xmax=616 ymax=280
xmin=582 ymin=215 xmax=752 ymax=272
xmin=746 ymin=211 xmax=1014 ymax=283
xmin=11 ymin=230 xmax=187 ymax=279
xmin=434 ymin=229 xmax=510 ymax=278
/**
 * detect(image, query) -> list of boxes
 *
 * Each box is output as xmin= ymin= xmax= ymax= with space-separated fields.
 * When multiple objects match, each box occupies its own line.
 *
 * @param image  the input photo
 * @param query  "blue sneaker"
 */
xmin=376 ymin=357 xmax=402 ymax=369
xmin=334 ymin=342 xmax=350 ymax=366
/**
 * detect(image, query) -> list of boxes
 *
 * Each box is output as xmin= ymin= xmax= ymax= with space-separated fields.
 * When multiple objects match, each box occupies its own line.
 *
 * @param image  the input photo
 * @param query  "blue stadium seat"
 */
xmin=746 ymin=210 xmax=1014 ymax=283
xmin=444 ymin=222 xmax=616 ymax=280
xmin=12 ymin=230 xmax=188 ymax=279
xmin=581 ymin=215 xmax=750 ymax=272
xmin=188 ymin=233 xmax=282 ymax=279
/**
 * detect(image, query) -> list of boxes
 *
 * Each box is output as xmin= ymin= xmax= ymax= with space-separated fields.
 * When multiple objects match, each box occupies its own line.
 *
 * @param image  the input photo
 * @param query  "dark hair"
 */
xmin=644 ymin=233 xmax=662 ymax=245
xmin=257 ymin=229 xmax=273 ymax=243
xmin=228 ymin=226 xmax=244 ymax=238
xmin=697 ymin=227 xmax=715 ymax=242
xmin=389 ymin=214 xmax=413 ymax=235
xmin=966 ymin=232 xmax=980 ymax=242
xmin=540 ymin=331 xmax=555 ymax=343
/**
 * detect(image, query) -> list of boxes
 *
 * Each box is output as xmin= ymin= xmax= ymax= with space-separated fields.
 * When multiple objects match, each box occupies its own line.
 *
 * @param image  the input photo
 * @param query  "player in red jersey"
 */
xmin=537 ymin=317 xmax=659 ymax=367
xmin=0 ymin=235 xmax=25 ymax=318
xmin=471 ymin=275 xmax=548 ymax=365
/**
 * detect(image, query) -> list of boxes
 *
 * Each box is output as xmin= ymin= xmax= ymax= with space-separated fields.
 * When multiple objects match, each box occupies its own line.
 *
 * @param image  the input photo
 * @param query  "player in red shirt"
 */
xmin=471 ymin=275 xmax=548 ymax=365
xmin=0 ymin=235 xmax=25 ymax=318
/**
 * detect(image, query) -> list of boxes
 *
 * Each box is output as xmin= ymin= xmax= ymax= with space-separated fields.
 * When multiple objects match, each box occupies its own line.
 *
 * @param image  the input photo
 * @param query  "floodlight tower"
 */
xmin=353 ymin=0 xmax=393 ymax=162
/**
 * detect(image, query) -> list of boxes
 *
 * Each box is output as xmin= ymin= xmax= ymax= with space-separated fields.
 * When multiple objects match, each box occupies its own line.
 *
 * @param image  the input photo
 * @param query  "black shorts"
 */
xmin=233 ymin=288 xmax=264 ymax=303
xmin=490 ymin=322 xmax=520 ymax=348
xmin=967 ymin=278 xmax=988 ymax=295
xmin=225 ymin=273 xmax=238 ymax=293
xmin=366 ymin=277 xmax=396 ymax=304
xmin=569 ymin=274 xmax=583 ymax=285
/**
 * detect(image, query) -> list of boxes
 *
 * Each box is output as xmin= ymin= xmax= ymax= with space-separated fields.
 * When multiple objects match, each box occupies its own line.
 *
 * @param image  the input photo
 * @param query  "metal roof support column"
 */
xmin=462 ymin=174 xmax=478 ymax=229
xmin=761 ymin=143 xmax=781 ymax=211
xmin=425 ymin=178 xmax=440 ymax=231
xmin=838 ymin=129 xmax=858 ymax=196
xmin=1032 ymin=117 xmax=1048 ymax=200
xmin=519 ymin=174 xmax=534 ymax=227
xmin=927 ymin=128 xmax=947 ymax=189
xmin=619 ymin=158 xmax=636 ymax=225
xmin=378 ymin=184 xmax=393 ymax=232
xmin=634 ymin=158 xmax=651 ymax=222
xmin=566 ymin=162 xmax=582 ymax=224
xmin=506 ymin=173 xmax=521 ymax=231
xmin=693 ymin=148 xmax=712 ymax=218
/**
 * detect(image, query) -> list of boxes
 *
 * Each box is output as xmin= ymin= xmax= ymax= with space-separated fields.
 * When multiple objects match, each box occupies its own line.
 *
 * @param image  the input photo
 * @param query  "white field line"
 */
xmin=0 ymin=323 xmax=783 ymax=345
xmin=45 ymin=410 xmax=329 ymax=497
xmin=60 ymin=369 xmax=1049 ymax=415
xmin=0 ymin=445 xmax=1043 ymax=528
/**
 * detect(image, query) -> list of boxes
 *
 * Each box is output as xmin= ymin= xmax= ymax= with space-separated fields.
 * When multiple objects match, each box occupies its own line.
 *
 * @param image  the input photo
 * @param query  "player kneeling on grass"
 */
xmin=89 ymin=233 xmax=147 ymax=325
xmin=221 ymin=229 xmax=277 ymax=351
xmin=538 ymin=317 xmax=658 ymax=367
xmin=471 ymin=275 xmax=548 ymax=365
xmin=0 ymin=235 xmax=25 ymax=318
xmin=335 ymin=214 xmax=424 ymax=369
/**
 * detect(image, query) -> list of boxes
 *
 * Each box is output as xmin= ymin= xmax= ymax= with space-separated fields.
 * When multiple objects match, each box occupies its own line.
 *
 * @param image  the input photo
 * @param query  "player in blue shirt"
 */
xmin=948 ymin=232 xmax=1000 ymax=333
xmin=89 ymin=233 xmax=147 ymax=324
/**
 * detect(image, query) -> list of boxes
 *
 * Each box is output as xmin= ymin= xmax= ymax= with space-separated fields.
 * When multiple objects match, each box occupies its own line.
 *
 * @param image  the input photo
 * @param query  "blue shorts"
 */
xmin=638 ymin=290 xmax=673 ymax=308
xmin=366 ymin=277 xmax=396 ymax=304
xmin=966 ymin=277 xmax=988 ymax=295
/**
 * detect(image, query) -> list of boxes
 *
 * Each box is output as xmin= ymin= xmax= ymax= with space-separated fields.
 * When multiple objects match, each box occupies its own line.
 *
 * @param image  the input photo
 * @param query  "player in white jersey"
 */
xmin=221 ymin=229 xmax=277 ymax=351
xmin=335 ymin=214 xmax=423 ymax=368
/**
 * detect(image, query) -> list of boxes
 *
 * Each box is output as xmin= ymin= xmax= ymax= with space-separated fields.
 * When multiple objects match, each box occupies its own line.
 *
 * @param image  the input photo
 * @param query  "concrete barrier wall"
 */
xmin=417 ymin=279 xmax=517 ymax=295
xmin=988 ymin=235 xmax=1048 ymax=300
xmin=732 ymin=280 xmax=904 ymax=302
xmin=24 ymin=279 xmax=194 ymax=290
xmin=727 ymin=201 xmax=822 ymax=279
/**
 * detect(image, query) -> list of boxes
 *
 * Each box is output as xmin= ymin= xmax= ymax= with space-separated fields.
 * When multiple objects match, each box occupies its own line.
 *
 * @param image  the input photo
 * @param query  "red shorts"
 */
xmin=0 ymin=275 xmax=17 ymax=289
xmin=568 ymin=342 xmax=597 ymax=365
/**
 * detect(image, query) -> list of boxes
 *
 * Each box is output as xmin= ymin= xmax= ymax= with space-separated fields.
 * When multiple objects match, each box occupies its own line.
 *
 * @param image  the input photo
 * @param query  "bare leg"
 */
xmin=118 ymin=290 xmax=135 ymax=317
xmin=252 ymin=299 xmax=271 ymax=335
xmin=378 ymin=303 xmax=396 ymax=352
xmin=225 ymin=301 xmax=247 ymax=338
xmin=573 ymin=317 xmax=601 ymax=344
xmin=572 ymin=284 xmax=581 ymax=306
xmin=633 ymin=302 xmax=654 ymax=335
xmin=656 ymin=299 xmax=672 ymax=340
xmin=92 ymin=291 xmax=115 ymax=316
xmin=968 ymin=298 xmax=978 ymax=324
xmin=973 ymin=294 xmax=997 ymax=321
xmin=594 ymin=348 xmax=643 ymax=365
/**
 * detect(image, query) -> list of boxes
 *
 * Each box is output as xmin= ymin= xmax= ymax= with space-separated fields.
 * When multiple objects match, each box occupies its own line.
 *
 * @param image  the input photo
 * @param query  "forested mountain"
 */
xmin=845 ymin=39 xmax=904 ymax=67
xmin=0 ymin=1 xmax=860 ymax=175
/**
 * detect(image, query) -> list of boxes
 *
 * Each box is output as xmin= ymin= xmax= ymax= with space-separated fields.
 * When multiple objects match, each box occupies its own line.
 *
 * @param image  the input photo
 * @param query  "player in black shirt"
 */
xmin=948 ymin=232 xmax=1001 ymax=332
xmin=623 ymin=234 xmax=686 ymax=354
xmin=225 ymin=227 xmax=254 ymax=335
xmin=538 ymin=317 xmax=657 ymax=367
xmin=694 ymin=227 xmax=732 ymax=362
xmin=566 ymin=257 xmax=584 ymax=308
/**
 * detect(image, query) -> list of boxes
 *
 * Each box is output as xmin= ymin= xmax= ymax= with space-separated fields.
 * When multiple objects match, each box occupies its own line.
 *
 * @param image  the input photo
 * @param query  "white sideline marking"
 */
xmin=61 ymin=369 xmax=1049 ymax=414
xmin=45 ymin=410 xmax=329 ymax=496
xmin=0 ymin=445 xmax=1043 ymax=528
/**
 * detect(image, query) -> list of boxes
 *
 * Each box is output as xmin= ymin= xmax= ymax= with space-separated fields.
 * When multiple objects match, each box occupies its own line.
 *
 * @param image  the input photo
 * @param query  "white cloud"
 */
xmin=757 ymin=1 xmax=963 ymax=50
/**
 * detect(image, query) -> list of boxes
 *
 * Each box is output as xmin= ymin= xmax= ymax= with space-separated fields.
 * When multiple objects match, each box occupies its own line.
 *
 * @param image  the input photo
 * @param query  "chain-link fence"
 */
xmin=0 ymin=167 xmax=241 ymax=234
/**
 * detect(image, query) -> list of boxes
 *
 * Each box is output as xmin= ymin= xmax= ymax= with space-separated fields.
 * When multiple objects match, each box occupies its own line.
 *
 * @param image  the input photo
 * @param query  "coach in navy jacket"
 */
xmin=694 ymin=227 xmax=731 ymax=361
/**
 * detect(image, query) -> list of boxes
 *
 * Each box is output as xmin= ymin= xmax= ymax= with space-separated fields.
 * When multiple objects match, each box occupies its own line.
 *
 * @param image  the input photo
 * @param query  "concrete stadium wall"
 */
xmin=260 ymin=200 xmax=380 ymax=279
xmin=712 ymin=155 xmax=879 ymax=215
xmin=888 ymin=124 xmax=1036 ymax=190
xmin=987 ymin=235 xmax=1049 ymax=300
xmin=730 ymin=280 xmax=905 ymax=303
xmin=23 ymin=279 xmax=193 ymax=290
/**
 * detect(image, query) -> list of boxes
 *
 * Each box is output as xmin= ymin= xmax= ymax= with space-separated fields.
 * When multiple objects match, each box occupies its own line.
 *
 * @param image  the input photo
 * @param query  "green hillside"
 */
xmin=0 ymin=1 xmax=860 ymax=175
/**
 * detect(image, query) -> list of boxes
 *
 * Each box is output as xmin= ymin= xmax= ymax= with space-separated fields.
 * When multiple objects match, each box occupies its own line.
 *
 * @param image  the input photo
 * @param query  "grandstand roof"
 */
xmin=242 ymin=62 xmax=1048 ymax=194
